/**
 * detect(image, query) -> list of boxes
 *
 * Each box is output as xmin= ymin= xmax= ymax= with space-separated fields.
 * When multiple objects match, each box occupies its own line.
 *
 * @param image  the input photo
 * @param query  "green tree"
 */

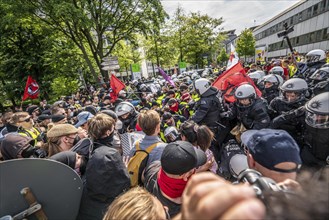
xmin=112 ymin=39 xmax=141 ymax=78
xmin=50 ymin=76 xmax=79 ymax=101
xmin=217 ymin=48 xmax=229 ymax=64
xmin=236 ymin=29 xmax=256 ymax=61
xmin=21 ymin=0 xmax=167 ymax=82
xmin=0 ymin=0 xmax=88 ymax=105
xmin=171 ymin=11 xmax=224 ymax=67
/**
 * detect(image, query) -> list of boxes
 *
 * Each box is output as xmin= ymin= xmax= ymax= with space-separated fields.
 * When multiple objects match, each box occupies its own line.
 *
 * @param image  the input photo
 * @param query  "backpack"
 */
xmin=218 ymin=139 xmax=246 ymax=181
xmin=128 ymin=141 xmax=159 ymax=187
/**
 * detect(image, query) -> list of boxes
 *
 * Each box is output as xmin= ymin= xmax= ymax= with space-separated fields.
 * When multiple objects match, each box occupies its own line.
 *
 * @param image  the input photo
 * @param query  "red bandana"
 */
xmin=169 ymin=103 xmax=179 ymax=113
xmin=157 ymin=168 xmax=187 ymax=198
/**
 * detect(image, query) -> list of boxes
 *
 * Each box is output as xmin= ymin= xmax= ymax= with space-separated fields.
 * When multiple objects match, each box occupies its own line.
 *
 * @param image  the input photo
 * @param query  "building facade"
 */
xmin=253 ymin=0 xmax=329 ymax=59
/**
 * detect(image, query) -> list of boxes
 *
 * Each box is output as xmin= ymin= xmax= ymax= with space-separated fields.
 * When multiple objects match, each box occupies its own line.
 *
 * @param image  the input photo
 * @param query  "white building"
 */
xmin=253 ymin=0 xmax=329 ymax=59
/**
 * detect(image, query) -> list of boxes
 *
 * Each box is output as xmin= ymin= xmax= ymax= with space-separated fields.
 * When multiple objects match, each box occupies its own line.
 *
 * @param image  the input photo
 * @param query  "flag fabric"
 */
xmin=158 ymin=67 xmax=176 ymax=87
xmin=110 ymin=74 xmax=125 ymax=102
xmin=212 ymin=62 xmax=262 ymax=103
xmin=227 ymin=44 xmax=239 ymax=70
xmin=22 ymin=76 xmax=39 ymax=101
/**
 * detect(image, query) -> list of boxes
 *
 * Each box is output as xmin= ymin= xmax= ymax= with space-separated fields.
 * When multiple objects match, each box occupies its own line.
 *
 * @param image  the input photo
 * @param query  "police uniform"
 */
xmin=228 ymin=98 xmax=270 ymax=130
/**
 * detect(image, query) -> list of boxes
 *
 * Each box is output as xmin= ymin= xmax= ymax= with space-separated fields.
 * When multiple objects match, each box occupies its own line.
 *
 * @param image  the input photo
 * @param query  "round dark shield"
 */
xmin=0 ymin=158 xmax=83 ymax=220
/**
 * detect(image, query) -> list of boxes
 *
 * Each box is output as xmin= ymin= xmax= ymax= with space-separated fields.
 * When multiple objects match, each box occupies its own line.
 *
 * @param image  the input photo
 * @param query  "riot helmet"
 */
xmin=194 ymin=78 xmax=211 ymax=95
xmin=309 ymin=66 xmax=329 ymax=82
xmin=115 ymin=101 xmax=136 ymax=117
xmin=269 ymin=66 xmax=284 ymax=76
xmin=262 ymin=74 xmax=284 ymax=89
xmin=280 ymin=78 xmax=308 ymax=104
xmin=234 ymin=84 xmax=256 ymax=107
xmin=305 ymin=92 xmax=329 ymax=129
xmin=305 ymin=49 xmax=326 ymax=67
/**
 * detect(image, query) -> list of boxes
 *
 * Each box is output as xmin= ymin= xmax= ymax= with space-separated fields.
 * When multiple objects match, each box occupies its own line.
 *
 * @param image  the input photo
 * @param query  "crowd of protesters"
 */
xmin=0 ymin=48 xmax=329 ymax=219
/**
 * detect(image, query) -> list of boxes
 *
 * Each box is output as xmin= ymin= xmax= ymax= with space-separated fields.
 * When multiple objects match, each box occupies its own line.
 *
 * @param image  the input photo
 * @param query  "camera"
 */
xmin=237 ymin=169 xmax=284 ymax=199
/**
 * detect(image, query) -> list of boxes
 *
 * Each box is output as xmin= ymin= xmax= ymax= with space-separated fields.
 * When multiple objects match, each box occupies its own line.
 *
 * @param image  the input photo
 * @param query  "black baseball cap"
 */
xmin=161 ymin=141 xmax=207 ymax=175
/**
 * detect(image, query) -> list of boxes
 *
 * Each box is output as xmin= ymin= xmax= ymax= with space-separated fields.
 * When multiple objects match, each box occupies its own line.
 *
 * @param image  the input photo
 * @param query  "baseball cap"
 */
xmin=75 ymin=111 xmax=94 ymax=128
xmin=241 ymin=129 xmax=302 ymax=173
xmin=162 ymin=112 xmax=172 ymax=121
xmin=161 ymin=141 xmax=207 ymax=175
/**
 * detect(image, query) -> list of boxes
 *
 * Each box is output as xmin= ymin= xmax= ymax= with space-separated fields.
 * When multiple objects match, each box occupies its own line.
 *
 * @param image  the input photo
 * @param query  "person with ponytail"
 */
xmin=180 ymin=120 xmax=218 ymax=173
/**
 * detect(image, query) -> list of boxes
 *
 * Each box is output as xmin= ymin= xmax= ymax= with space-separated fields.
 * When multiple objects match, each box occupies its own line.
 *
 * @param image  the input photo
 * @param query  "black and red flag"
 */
xmin=212 ymin=62 xmax=262 ymax=103
xmin=22 ymin=76 xmax=39 ymax=101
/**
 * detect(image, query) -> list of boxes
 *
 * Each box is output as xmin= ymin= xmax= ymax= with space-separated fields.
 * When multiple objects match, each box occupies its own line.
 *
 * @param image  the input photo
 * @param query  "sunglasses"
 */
xmin=21 ymin=117 xmax=32 ymax=123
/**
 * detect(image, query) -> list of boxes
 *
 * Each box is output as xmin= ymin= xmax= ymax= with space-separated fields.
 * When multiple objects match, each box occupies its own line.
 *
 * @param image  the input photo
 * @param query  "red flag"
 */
xmin=212 ymin=62 xmax=262 ymax=103
xmin=22 ymin=76 xmax=39 ymax=101
xmin=110 ymin=74 xmax=125 ymax=102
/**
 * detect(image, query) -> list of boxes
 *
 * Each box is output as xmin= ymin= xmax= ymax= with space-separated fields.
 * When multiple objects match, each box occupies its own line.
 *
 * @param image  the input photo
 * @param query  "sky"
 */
xmin=161 ymin=0 xmax=300 ymax=34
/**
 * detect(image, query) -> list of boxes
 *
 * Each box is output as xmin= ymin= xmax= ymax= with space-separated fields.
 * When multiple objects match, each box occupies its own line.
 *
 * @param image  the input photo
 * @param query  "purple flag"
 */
xmin=158 ymin=67 xmax=176 ymax=87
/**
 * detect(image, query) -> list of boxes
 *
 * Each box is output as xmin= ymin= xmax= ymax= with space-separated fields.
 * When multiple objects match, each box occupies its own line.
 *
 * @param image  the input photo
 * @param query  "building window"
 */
xmin=313 ymin=4 xmax=319 ymax=16
xmin=307 ymin=8 xmax=312 ymax=18
xmin=310 ymin=32 xmax=315 ymax=43
xmin=323 ymin=28 xmax=328 ymax=40
xmin=296 ymin=36 xmax=300 ymax=45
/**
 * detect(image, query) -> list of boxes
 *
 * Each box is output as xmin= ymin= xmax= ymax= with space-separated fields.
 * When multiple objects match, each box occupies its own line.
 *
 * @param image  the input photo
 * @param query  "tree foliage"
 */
xmin=0 ymin=0 xmax=88 ymax=105
xmin=236 ymin=29 xmax=256 ymax=60
xmin=169 ymin=9 xmax=224 ymax=67
xmin=217 ymin=48 xmax=229 ymax=64
xmin=21 ymin=0 xmax=167 ymax=81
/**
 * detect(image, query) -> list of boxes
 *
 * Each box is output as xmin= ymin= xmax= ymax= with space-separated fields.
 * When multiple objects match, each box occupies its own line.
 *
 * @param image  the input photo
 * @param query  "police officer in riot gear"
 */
xmin=269 ymin=78 xmax=308 ymax=118
xmin=261 ymin=74 xmax=284 ymax=104
xmin=268 ymin=78 xmax=308 ymax=142
xmin=191 ymin=78 xmax=230 ymax=160
xmin=115 ymin=102 xmax=139 ymax=134
xmin=222 ymin=84 xmax=270 ymax=130
xmin=272 ymin=92 xmax=329 ymax=168
xmin=309 ymin=66 xmax=329 ymax=95
xmin=303 ymin=49 xmax=327 ymax=80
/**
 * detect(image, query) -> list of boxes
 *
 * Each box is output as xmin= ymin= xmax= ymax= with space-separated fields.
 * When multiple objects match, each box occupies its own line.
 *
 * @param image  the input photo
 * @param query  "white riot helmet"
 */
xmin=235 ymin=84 xmax=256 ymax=107
xmin=191 ymin=72 xmax=200 ymax=80
xmin=115 ymin=101 xmax=136 ymax=117
xmin=305 ymin=92 xmax=329 ymax=129
xmin=269 ymin=66 xmax=284 ymax=76
xmin=248 ymin=71 xmax=263 ymax=84
xmin=118 ymin=90 xmax=127 ymax=98
xmin=132 ymin=80 xmax=139 ymax=87
xmin=263 ymin=74 xmax=284 ymax=88
xmin=309 ymin=66 xmax=329 ymax=82
xmin=305 ymin=49 xmax=326 ymax=66
xmin=280 ymin=78 xmax=308 ymax=104
xmin=194 ymin=78 xmax=211 ymax=95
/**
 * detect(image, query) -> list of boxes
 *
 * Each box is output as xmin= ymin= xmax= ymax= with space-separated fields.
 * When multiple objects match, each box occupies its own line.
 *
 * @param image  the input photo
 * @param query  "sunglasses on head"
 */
xmin=21 ymin=117 xmax=31 ymax=123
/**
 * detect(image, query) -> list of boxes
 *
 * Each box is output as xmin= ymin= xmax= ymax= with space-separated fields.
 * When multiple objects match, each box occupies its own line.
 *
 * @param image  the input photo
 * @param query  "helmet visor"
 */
xmin=306 ymin=54 xmax=320 ymax=64
xmin=309 ymin=70 xmax=328 ymax=81
xmin=165 ymin=131 xmax=178 ymax=143
xmin=305 ymin=111 xmax=329 ymax=129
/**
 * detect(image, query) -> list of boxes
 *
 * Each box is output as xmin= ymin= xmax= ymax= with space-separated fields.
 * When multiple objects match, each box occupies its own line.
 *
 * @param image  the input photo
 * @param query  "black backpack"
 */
xmin=218 ymin=139 xmax=245 ymax=181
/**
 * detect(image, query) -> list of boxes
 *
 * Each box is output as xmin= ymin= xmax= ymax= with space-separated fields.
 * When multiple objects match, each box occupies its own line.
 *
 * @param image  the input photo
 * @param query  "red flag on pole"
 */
xmin=110 ymin=74 xmax=125 ymax=102
xmin=212 ymin=62 xmax=262 ymax=103
xmin=22 ymin=76 xmax=39 ymax=101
